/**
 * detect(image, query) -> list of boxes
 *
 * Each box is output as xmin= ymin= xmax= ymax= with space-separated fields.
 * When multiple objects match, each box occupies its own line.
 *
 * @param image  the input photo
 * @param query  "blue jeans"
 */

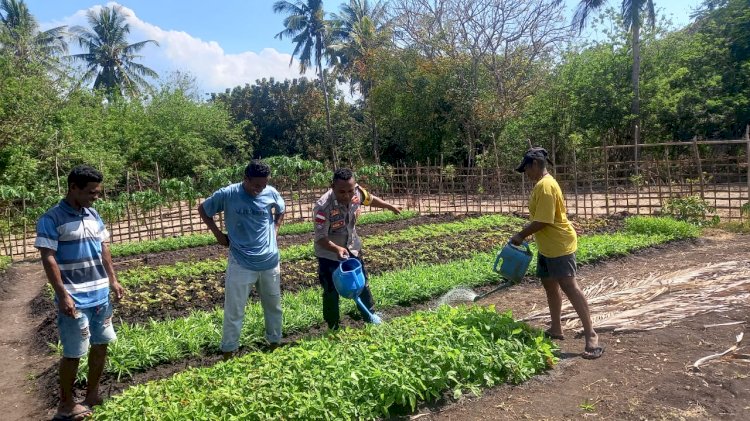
xmin=58 ymin=301 xmax=116 ymax=358
xmin=221 ymin=255 xmax=282 ymax=352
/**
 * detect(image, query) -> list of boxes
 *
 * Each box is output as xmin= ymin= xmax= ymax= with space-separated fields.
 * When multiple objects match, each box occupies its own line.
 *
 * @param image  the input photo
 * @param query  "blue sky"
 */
xmin=25 ymin=0 xmax=704 ymax=94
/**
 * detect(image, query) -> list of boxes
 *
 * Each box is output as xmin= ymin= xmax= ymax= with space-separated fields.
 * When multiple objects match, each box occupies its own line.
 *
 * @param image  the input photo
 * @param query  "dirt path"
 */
xmin=0 ymin=263 xmax=57 ymax=421
xmin=3 ymin=230 xmax=749 ymax=420
xmin=412 ymin=230 xmax=750 ymax=420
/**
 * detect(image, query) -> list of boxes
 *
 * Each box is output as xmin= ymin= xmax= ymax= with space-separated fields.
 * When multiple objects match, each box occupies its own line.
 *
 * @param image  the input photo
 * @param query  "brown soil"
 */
xmin=109 ymin=228 xmax=517 ymax=324
xmin=3 ymin=225 xmax=747 ymax=420
xmin=0 ymin=263 xmax=60 ymax=421
xmin=111 ymin=213 xmax=461 ymax=271
xmin=407 ymin=230 xmax=750 ymax=420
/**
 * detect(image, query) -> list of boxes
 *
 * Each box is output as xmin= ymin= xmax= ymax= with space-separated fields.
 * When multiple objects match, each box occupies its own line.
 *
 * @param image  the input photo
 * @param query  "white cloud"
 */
xmin=42 ymin=2 xmax=316 ymax=93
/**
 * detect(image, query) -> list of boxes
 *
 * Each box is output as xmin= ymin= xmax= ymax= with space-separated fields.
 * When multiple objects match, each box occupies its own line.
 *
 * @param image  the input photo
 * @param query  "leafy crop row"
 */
xmin=116 ymin=214 xmax=522 ymax=288
xmin=91 ymin=306 xmax=556 ymax=420
xmin=78 ymin=216 xmax=698 ymax=379
xmin=109 ymin=210 xmax=419 ymax=257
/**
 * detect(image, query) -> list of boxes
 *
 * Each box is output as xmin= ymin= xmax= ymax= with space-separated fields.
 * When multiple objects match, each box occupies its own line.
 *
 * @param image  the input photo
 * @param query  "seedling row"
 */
xmin=71 ymin=216 xmax=699 ymax=382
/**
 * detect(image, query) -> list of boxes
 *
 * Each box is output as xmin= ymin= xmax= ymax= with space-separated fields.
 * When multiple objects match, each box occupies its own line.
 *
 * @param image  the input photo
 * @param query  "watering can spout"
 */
xmin=332 ymin=258 xmax=382 ymax=324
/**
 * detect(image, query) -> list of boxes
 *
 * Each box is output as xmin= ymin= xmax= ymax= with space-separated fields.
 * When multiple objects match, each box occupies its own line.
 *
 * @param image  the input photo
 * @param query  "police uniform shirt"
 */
xmin=313 ymin=185 xmax=373 ymax=261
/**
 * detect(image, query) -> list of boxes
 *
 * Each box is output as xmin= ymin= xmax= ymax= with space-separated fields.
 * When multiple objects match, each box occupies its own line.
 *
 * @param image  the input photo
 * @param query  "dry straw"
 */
xmin=522 ymin=261 xmax=750 ymax=333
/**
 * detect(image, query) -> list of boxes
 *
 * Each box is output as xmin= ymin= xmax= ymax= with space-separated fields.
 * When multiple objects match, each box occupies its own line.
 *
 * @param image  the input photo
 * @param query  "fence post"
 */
xmin=416 ymin=162 xmax=422 ymax=214
xmin=465 ymin=167 xmax=470 ymax=215
xmin=588 ymin=149 xmax=595 ymax=219
xmin=691 ymin=136 xmax=705 ymax=199
xmin=426 ymin=158 xmax=432 ymax=213
xmin=551 ymin=136 xmax=556 ymax=177
xmin=438 ymin=155 xmax=443 ymax=214
xmin=572 ymin=148 xmax=579 ymax=217
xmin=478 ymin=166 xmax=484 ymax=214
xmin=746 ymin=125 xmax=750 ymax=205
xmin=603 ymin=138 xmax=610 ymax=215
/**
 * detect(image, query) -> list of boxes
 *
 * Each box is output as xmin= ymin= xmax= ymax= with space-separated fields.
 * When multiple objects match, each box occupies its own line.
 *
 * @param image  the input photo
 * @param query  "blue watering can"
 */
xmin=493 ymin=242 xmax=533 ymax=283
xmin=332 ymin=258 xmax=382 ymax=324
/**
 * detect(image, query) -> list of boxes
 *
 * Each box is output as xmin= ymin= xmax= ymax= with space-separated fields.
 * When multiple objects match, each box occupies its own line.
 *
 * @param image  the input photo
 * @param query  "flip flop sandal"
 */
xmin=52 ymin=405 xmax=92 ymax=421
xmin=582 ymin=346 xmax=605 ymax=360
xmin=543 ymin=329 xmax=565 ymax=340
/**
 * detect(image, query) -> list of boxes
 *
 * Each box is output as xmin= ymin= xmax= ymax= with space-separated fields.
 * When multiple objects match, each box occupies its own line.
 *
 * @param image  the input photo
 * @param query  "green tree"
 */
xmin=273 ymin=0 xmax=338 ymax=164
xmin=574 ymin=0 xmax=656 ymax=166
xmin=0 ymin=0 xmax=67 ymax=70
xmin=212 ymin=77 xmax=335 ymax=160
xmin=330 ymin=0 xmax=391 ymax=163
xmin=70 ymin=5 xmax=159 ymax=99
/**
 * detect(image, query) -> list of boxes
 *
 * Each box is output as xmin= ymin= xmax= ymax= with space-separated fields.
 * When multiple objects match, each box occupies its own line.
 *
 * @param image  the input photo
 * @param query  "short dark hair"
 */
xmin=68 ymin=165 xmax=103 ymax=190
xmin=245 ymin=160 xmax=271 ymax=178
xmin=332 ymin=168 xmax=354 ymax=183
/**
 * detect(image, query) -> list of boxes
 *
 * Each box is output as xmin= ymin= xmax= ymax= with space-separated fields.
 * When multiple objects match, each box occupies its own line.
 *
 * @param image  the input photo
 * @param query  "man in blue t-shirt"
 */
xmin=198 ymin=160 xmax=286 ymax=359
xmin=35 ymin=165 xmax=125 ymax=420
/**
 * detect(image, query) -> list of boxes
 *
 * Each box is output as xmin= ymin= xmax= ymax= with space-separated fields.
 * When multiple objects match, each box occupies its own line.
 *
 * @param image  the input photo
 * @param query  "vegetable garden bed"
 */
xmin=63 ymin=216 xmax=699 ymax=384
xmin=90 ymin=305 xmax=556 ymax=421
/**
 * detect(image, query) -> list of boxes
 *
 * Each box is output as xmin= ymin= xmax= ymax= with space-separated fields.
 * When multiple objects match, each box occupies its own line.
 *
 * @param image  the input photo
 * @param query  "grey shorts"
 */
xmin=536 ymin=252 xmax=577 ymax=279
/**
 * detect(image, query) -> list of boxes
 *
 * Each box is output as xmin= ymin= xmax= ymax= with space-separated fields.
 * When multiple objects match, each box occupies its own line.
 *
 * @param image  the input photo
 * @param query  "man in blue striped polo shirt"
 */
xmin=35 ymin=165 xmax=125 ymax=421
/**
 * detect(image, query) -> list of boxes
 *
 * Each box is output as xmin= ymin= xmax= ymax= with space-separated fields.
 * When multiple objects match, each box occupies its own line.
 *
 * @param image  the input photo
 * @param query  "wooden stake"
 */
xmin=603 ymin=135 xmax=610 ymax=215
xmin=438 ymin=155 xmax=443 ymax=214
xmin=692 ymin=136 xmax=705 ymax=199
xmin=746 ymin=125 xmax=750 ymax=204
xmin=573 ymin=148 xmax=579 ymax=217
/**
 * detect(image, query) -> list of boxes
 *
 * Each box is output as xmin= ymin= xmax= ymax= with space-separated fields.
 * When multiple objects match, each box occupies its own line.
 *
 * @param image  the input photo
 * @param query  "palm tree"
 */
xmin=0 ymin=0 xmax=67 ymax=69
xmin=574 ymin=0 xmax=655 ymax=169
xmin=330 ymin=0 xmax=391 ymax=163
xmin=69 ymin=5 xmax=158 ymax=99
xmin=273 ymin=0 xmax=338 ymax=165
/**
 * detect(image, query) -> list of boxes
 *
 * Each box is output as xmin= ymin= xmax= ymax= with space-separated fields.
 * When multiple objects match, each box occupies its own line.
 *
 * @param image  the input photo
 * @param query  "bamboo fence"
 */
xmin=3 ymin=136 xmax=749 ymax=260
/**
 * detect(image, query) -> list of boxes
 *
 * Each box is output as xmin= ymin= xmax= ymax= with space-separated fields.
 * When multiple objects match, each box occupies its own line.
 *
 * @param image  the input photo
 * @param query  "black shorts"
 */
xmin=536 ymin=252 xmax=577 ymax=279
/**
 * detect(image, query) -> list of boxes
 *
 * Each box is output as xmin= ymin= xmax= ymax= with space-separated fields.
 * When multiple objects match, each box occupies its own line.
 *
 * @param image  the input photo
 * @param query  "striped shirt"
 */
xmin=35 ymin=200 xmax=111 ymax=308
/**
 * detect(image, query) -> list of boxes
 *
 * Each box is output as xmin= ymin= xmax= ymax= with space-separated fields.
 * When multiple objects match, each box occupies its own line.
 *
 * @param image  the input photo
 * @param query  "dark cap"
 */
xmin=515 ymin=147 xmax=554 ymax=173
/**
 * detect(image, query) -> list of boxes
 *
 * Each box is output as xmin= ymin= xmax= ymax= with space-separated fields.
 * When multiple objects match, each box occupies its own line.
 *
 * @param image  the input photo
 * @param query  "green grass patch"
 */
xmin=623 ymin=216 xmax=701 ymax=239
xmin=719 ymin=221 xmax=750 ymax=234
xmin=0 ymin=255 xmax=11 ymax=273
xmin=109 ymin=210 xmax=418 ymax=258
xmin=79 ymin=217 xmax=697 ymax=380
xmin=91 ymin=306 xmax=556 ymax=421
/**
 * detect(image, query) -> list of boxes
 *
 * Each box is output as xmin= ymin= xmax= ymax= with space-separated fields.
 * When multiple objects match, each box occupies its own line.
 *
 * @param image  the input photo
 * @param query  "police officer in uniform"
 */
xmin=313 ymin=168 xmax=401 ymax=329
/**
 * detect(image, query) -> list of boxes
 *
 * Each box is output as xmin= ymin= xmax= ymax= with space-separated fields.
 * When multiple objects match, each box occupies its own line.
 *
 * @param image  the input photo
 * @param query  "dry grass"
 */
xmin=522 ymin=261 xmax=750 ymax=333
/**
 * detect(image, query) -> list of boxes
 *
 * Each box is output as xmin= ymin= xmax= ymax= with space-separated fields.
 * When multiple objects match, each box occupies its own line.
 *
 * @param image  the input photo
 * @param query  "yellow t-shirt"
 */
xmin=529 ymin=174 xmax=577 ymax=258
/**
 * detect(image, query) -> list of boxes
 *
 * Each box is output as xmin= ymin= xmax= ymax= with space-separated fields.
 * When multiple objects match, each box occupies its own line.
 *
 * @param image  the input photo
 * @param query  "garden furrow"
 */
xmin=90 ymin=306 xmax=556 ymax=421
xmin=68 ymin=217 xmax=699 ymax=381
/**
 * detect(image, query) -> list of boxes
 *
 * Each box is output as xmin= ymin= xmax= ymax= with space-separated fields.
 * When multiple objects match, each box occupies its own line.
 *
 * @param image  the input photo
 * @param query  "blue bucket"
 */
xmin=332 ymin=258 xmax=381 ymax=324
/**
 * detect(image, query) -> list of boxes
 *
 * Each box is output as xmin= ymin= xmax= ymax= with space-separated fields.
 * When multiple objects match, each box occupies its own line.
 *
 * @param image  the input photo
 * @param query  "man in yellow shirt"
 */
xmin=510 ymin=147 xmax=603 ymax=359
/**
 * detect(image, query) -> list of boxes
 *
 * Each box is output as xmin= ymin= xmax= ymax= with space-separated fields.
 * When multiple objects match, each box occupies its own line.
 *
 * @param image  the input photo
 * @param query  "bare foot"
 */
xmin=584 ymin=332 xmax=599 ymax=350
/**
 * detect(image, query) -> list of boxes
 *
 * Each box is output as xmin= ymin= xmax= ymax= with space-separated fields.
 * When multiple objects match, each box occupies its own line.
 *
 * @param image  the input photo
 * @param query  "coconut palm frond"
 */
xmin=523 ymin=261 xmax=750 ymax=334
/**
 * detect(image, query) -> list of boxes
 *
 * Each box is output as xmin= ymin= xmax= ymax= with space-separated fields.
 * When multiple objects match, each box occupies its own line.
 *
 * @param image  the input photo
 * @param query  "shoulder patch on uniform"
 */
xmin=315 ymin=211 xmax=326 ymax=223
